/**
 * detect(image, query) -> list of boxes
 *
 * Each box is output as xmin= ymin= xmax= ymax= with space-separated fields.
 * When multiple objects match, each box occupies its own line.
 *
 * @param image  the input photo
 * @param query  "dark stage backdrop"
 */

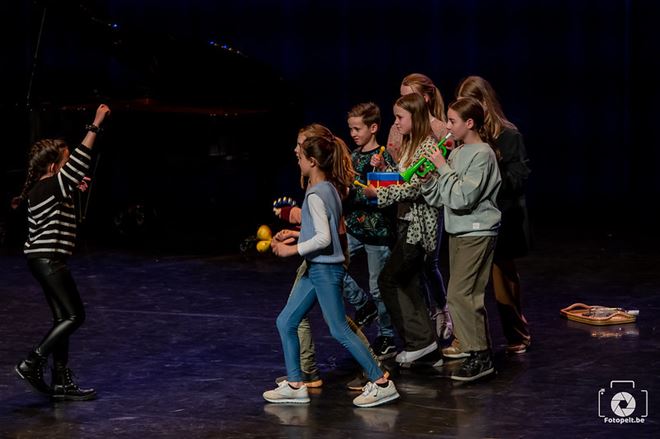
xmin=1 ymin=0 xmax=658 ymax=252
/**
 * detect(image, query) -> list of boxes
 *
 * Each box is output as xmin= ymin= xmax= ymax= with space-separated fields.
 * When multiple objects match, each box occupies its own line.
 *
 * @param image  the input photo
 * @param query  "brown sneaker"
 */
xmin=505 ymin=341 xmax=530 ymax=354
xmin=275 ymin=370 xmax=323 ymax=388
xmin=442 ymin=339 xmax=470 ymax=359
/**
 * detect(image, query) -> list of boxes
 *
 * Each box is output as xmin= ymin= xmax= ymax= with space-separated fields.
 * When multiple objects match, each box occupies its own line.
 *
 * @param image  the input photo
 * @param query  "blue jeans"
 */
xmin=343 ymin=234 xmax=394 ymax=338
xmin=276 ymin=262 xmax=383 ymax=382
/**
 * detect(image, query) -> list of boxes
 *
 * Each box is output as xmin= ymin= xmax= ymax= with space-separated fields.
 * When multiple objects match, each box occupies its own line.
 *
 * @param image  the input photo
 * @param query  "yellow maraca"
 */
xmin=256 ymin=225 xmax=272 ymax=253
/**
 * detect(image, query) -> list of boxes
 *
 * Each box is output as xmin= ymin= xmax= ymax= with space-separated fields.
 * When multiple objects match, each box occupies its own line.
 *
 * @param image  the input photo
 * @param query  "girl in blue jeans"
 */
xmin=263 ymin=132 xmax=399 ymax=408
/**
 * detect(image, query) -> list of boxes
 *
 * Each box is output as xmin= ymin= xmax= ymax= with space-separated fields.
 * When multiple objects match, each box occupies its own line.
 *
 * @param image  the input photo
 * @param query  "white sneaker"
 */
xmin=263 ymin=380 xmax=310 ymax=404
xmin=353 ymin=381 xmax=400 ymax=408
xmin=395 ymin=341 xmax=438 ymax=364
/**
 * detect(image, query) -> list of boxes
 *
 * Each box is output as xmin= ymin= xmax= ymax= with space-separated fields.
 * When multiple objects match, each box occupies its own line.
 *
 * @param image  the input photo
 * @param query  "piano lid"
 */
xmin=29 ymin=1 xmax=289 ymax=114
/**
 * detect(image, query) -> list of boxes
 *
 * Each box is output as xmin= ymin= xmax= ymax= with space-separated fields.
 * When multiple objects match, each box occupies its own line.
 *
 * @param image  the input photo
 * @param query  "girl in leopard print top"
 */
xmin=363 ymin=93 xmax=443 ymax=362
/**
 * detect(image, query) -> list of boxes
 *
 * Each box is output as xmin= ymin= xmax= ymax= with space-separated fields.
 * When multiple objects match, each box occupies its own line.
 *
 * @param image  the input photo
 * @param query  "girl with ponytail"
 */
xmin=421 ymin=97 xmax=502 ymax=382
xmin=386 ymin=73 xmax=448 ymax=163
xmin=457 ymin=76 xmax=532 ymax=356
xmin=264 ymin=129 xmax=399 ymax=408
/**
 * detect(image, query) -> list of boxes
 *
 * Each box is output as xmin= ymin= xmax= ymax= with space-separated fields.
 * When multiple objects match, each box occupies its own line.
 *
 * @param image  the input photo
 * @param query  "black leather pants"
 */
xmin=27 ymin=257 xmax=86 ymax=368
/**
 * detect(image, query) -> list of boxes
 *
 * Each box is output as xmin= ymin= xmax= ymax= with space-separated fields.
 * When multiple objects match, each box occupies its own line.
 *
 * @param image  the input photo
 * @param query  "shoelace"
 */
xmin=33 ymin=359 xmax=47 ymax=380
xmin=57 ymin=368 xmax=78 ymax=387
xmin=361 ymin=382 xmax=379 ymax=396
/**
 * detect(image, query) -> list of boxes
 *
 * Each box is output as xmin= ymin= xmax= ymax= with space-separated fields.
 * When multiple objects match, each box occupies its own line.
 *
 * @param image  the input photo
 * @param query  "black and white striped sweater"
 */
xmin=24 ymin=144 xmax=92 ymax=258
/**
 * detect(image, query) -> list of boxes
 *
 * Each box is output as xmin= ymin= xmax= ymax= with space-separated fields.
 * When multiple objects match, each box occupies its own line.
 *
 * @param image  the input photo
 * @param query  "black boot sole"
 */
xmin=14 ymin=365 xmax=52 ymax=395
xmin=51 ymin=392 xmax=98 ymax=401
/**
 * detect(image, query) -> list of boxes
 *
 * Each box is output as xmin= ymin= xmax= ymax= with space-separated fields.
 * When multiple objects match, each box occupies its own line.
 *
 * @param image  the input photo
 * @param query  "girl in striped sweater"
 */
xmin=15 ymin=104 xmax=110 ymax=401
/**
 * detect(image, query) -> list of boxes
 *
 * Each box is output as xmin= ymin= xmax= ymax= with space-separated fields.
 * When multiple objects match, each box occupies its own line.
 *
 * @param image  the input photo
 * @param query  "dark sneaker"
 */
xmin=373 ymin=336 xmax=397 ymax=360
xmin=275 ymin=370 xmax=323 ymax=388
xmin=450 ymin=350 xmax=495 ymax=382
xmin=354 ymin=300 xmax=378 ymax=328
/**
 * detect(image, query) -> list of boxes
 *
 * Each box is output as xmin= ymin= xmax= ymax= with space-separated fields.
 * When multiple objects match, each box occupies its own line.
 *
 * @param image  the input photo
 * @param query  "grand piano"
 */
xmin=5 ymin=0 xmax=302 ymax=253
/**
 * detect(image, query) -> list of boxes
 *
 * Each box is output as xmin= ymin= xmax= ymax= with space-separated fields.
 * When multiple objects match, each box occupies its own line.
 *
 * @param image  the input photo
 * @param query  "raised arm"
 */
xmin=81 ymin=104 xmax=111 ymax=150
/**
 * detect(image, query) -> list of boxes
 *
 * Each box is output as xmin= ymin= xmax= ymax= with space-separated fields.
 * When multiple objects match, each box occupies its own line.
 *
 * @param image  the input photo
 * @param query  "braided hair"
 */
xmin=15 ymin=139 xmax=68 ymax=206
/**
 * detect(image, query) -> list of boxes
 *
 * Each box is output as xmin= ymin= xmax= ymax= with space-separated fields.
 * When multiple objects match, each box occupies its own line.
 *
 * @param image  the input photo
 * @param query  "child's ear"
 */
xmin=369 ymin=123 xmax=378 ymax=134
xmin=465 ymin=118 xmax=475 ymax=130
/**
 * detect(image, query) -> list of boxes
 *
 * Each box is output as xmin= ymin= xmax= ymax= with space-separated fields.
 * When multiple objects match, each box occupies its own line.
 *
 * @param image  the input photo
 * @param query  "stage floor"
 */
xmin=1 ymin=220 xmax=658 ymax=438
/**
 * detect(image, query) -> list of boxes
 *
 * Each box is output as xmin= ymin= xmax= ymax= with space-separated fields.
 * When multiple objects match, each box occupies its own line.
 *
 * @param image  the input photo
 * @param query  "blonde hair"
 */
xmin=456 ymin=75 xmax=516 ymax=139
xmin=394 ymin=93 xmax=432 ymax=169
xmin=402 ymin=73 xmax=446 ymax=122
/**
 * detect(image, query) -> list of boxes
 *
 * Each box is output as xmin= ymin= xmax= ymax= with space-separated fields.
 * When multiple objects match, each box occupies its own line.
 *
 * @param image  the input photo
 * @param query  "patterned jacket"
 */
xmin=345 ymin=146 xmax=397 ymax=246
xmin=376 ymin=135 xmax=441 ymax=253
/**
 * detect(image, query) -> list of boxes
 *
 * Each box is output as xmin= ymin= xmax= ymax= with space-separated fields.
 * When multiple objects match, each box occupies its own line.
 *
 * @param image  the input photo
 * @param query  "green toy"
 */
xmin=400 ymin=133 xmax=452 ymax=182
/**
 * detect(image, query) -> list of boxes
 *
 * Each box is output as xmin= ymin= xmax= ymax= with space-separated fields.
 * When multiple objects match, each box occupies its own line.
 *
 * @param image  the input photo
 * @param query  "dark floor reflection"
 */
xmin=1 ymin=221 xmax=659 ymax=438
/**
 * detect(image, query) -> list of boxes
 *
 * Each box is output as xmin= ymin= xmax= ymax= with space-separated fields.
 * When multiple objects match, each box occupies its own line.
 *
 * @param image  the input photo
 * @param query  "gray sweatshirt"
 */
xmin=421 ymin=142 xmax=502 ymax=236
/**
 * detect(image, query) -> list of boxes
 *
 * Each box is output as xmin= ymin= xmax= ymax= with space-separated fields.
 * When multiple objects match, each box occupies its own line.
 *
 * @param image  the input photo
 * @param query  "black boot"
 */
xmin=51 ymin=367 xmax=97 ymax=401
xmin=15 ymin=351 xmax=52 ymax=395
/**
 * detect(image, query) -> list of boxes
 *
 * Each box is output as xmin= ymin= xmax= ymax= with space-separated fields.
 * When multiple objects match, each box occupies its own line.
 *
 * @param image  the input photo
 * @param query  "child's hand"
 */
xmin=274 ymin=229 xmax=299 ymax=242
xmin=370 ymin=154 xmax=385 ymax=171
xmin=94 ymin=104 xmax=111 ymax=126
xmin=77 ymin=177 xmax=91 ymax=192
xmin=272 ymin=240 xmax=298 ymax=257
xmin=288 ymin=206 xmax=302 ymax=224
xmin=363 ymin=184 xmax=377 ymax=199
xmin=428 ymin=149 xmax=446 ymax=169
xmin=419 ymin=172 xmax=435 ymax=184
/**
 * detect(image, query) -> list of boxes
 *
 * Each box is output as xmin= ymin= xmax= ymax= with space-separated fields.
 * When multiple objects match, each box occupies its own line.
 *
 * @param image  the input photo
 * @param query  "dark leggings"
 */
xmin=422 ymin=211 xmax=448 ymax=309
xmin=378 ymin=221 xmax=435 ymax=351
xmin=28 ymin=257 xmax=86 ymax=369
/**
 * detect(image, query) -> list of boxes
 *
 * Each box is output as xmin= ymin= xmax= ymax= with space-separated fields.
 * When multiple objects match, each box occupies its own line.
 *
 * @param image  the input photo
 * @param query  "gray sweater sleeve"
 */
xmin=422 ymin=149 xmax=495 ymax=211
